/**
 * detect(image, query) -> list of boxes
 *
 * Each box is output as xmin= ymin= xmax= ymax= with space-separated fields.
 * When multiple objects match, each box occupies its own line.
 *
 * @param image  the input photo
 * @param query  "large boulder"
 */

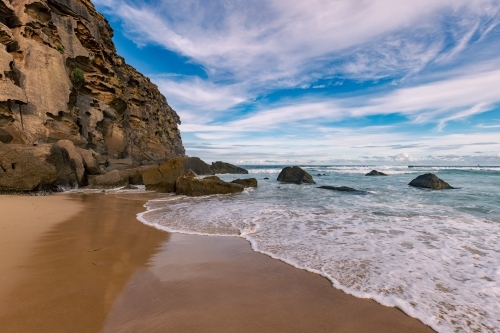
xmin=210 ymin=161 xmax=248 ymax=174
xmin=409 ymin=173 xmax=454 ymax=190
xmin=365 ymin=170 xmax=387 ymax=176
xmin=55 ymin=140 xmax=85 ymax=182
xmin=175 ymin=175 xmax=244 ymax=197
xmin=118 ymin=165 xmax=157 ymax=185
xmin=0 ymin=142 xmax=58 ymax=192
xmin=182 ymin=157 xmax=214 ymax=175
xmin=77 ymin=148 xmax=101 ymax=175
xmin=231 ymin=178 xmax=258 ymax=188
xmin=277 ymin=166 xmax=315 ymax=184
xmin=46 ymin=140 xmax=85 ymax=188
xmin=88 ymin=170 xmax=128 ymax=188
xmin=143 ymin=157 xmax=185 ymax=192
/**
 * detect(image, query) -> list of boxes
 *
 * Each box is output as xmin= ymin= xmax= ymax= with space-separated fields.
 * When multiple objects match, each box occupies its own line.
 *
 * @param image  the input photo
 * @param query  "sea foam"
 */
xmin=137 ymin=166 xmax=500 ymax=333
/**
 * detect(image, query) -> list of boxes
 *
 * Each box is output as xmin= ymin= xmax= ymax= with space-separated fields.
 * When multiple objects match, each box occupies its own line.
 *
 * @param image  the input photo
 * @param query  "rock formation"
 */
xmin=0 ymin=0 xmax=184 ymax=163
xmin=365 ymin=170 xmax=387 ymax=176
xmin=409 ymin=173 xmax=454 ymax=190
xmin=231 ymin=178 xmax=257 ymax=188
xmin=210 ymin=161 xmax=248 ymax=174
xmin=0 ymin=141 xmax=57 ymax=191
xmin=143 ymin=157 xmax=185 ymax=192
xmin=176 ymin=174 xmax=244 ymax=197
xmin=142 ymin=158 xmax=247 ymax=196
xmin=318 ymin=185 xmax=366 ymax=194
xmin=277 ymin=166 xmax=315 ymax=184
xmin=183 ymin=157 xmax=214 ymax=175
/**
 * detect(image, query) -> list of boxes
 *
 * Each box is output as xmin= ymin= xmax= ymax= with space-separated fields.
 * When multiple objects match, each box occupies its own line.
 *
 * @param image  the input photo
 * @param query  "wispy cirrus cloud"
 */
xmin=94 ymin=0 xmax=500 ymax=87
xmin=92 ymin=0 xmax=500 ymax=163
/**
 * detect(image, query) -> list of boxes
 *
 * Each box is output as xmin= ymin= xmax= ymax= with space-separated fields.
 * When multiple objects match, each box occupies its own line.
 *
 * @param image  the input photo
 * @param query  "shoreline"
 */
xmin=0 ymin=192 xmax=435 ymax=332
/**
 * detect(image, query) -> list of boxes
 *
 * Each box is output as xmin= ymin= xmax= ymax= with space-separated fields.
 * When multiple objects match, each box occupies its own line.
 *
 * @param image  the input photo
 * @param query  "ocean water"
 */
xmin=137 ymin=165 xmax=500 ymax=333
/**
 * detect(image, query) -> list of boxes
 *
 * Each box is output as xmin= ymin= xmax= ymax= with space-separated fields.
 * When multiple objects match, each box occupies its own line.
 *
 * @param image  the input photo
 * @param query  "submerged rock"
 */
xmin=277 ymin=166 xmax=315 ymax=184
xmin=210 ymin=161 xmax=248 ymax=174
xmin=365 ymin=170 xmax=388 ymax=176
xmin=231 ymin=178 xmax=258 ymax=188
xmin=409 ymin=173 xmax=454 ymax=190
xmin=318 ymin=186 xmax=365 ymax=193
xmin=175 ymin=176 xmax=244 ymax=197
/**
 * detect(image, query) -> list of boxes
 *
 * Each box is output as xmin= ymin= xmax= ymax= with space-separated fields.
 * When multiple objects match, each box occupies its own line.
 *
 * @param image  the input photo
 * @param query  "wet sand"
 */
xmin=0 ymin=193 xmax=435 ymax=333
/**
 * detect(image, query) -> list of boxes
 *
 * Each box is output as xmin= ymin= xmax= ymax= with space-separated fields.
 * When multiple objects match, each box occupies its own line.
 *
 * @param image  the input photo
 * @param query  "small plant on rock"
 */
xmin=72 ymin=67 xmax=84 ymax=84
xmin=56 ymin=45 xmax=65 ymax=54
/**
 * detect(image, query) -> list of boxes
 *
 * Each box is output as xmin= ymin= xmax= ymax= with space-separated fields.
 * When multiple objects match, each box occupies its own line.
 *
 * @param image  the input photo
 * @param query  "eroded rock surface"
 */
xmin=88 ymin=169 xmax=127 ymax=188
xmin=277 ymin=166 xmax=315 ymax=184
xmin=409 ymin=173 xmax=454 ymax=190
xmin=143 ymin=157 xmax=185 ymax=192
xmin=0 ymin=142 xmax=57 ymax=191
xmin=0 ymin=0 xmax=184 ymax=164
xmin=182 ymin=157 xmax=214 ymax=175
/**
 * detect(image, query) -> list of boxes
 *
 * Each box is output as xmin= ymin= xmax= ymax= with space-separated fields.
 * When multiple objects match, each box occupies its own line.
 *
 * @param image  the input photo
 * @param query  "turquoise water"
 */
xmin=138 ymin=165 xmax=500 ymax=333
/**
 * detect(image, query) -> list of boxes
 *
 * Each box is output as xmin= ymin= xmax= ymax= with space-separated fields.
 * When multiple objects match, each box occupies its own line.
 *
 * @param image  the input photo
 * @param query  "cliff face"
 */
xmin=0 ymin=0 xmax=185 ymax=162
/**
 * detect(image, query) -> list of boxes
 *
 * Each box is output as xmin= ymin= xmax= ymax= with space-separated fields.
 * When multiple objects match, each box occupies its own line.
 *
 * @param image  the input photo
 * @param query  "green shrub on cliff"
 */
xmin=72 ymin=68 xmax=84 ymax=83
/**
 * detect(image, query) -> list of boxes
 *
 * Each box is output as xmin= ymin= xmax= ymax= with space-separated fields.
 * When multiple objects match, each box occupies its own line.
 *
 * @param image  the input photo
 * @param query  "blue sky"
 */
xmin=94 ymin=0 xmax=500 ymax=165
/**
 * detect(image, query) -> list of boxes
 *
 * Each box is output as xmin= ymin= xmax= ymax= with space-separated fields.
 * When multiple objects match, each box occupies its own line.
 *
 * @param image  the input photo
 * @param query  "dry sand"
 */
xmin=0 ymin=192 xmax=435 ymax=333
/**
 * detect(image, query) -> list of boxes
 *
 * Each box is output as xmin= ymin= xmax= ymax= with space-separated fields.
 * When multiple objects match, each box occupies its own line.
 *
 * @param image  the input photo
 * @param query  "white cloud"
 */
xmin=152 ymin=76 xmax=246 ymax=114
xmin=92 ymin=0 xmax=500 ymax=163
xmin=96 ymin=0 xmax=500 ymax=85
xmin=394 ymin=153 xmax=419 ymax=163
xmin=177 ymin=65 xmax=500 ymax=132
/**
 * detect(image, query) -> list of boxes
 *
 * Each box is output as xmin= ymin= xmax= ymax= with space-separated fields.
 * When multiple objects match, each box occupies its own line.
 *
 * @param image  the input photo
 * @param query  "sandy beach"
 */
xmin=0 ymin=192 xmax=435 ymax=333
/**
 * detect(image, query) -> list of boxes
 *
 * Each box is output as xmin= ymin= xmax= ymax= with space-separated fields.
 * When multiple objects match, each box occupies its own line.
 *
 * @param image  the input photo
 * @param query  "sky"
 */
xmin=93 ymin=0 xmax=500 ymax=165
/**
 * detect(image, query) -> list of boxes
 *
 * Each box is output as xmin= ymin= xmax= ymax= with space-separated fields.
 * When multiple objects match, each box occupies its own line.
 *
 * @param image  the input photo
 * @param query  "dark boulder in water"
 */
xmin=409 ymin=173 xmax=453 ymax=190
xmin=264 ymin=177 xmax=269 ymax=180
xmin=277 ymin=166 xmax=315 ymax=184
xmin=365 ymin=170 xmax=388 ymax=176
xmin=318 ymin=185 xmax=366 ymax=194
xmin=231 ymin=178 xmax=258 ymax=188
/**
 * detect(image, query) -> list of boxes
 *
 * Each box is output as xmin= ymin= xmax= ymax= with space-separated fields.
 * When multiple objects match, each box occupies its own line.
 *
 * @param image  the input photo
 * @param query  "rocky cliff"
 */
xmin=0 ymin=0 xmax=185 ymax=162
